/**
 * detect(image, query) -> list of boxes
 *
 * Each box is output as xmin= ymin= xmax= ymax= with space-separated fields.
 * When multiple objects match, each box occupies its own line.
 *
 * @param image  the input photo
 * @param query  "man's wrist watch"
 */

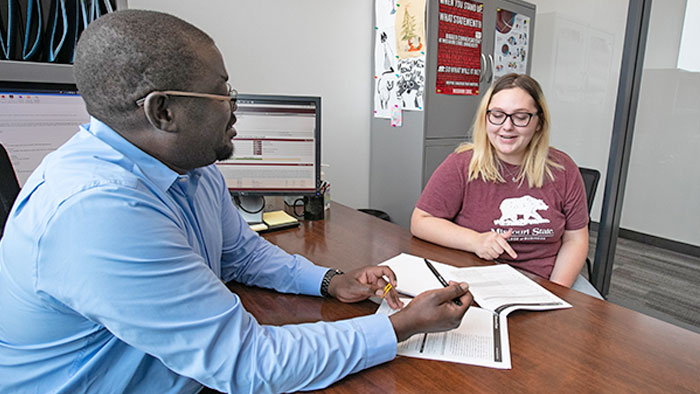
xmin=320 ymin=268 xmax=344 ymax=297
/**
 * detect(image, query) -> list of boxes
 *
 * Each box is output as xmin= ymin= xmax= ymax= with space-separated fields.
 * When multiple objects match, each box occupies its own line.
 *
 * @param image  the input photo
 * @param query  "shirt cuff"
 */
xmin=291 ymin=254 xmax=332 ymax=296
xmin=348 ymin=314 xmax=397 ymax=369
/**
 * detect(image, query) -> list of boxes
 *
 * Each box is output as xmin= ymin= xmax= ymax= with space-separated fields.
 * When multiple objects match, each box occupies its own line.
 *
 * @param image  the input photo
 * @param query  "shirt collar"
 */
xmin=83 ymin=116 xmax=188 ymax=192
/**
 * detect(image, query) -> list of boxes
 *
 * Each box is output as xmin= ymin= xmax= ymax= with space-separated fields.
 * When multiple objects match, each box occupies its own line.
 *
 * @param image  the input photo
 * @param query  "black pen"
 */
xmin=424 ymin=258 xmax=463 ymax=306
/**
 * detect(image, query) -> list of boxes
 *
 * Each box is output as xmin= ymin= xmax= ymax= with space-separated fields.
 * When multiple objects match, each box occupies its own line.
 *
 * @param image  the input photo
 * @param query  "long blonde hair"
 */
xmin=456 ymin=73 xmax=561 ymax=188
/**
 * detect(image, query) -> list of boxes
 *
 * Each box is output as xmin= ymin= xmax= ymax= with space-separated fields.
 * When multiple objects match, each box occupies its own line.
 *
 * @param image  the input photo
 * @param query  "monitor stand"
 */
xmin=233 ymin=195 xmax=265 ymax=224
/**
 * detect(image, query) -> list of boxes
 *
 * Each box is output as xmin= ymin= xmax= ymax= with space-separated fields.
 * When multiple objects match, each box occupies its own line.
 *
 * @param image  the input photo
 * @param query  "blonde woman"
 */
xmin=411 ymin=73 xmax=600 ymax=297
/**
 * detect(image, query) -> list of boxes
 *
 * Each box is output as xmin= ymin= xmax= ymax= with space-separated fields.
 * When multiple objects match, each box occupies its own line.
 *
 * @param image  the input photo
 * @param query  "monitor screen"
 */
xmin=218 ymin=94 xmax=321 ymax=196
xmin=0 ymin=82 xmax=90 ymax=186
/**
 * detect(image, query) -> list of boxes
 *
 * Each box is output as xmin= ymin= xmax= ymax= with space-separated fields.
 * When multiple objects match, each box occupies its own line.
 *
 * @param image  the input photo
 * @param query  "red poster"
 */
xmin=435 ymin=0 xmax=483 ymax=95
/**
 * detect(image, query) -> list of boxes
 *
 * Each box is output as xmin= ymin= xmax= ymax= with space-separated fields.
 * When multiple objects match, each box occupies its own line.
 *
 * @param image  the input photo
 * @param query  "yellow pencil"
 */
xmin=381 ymin=283 xmax=392 ymax=298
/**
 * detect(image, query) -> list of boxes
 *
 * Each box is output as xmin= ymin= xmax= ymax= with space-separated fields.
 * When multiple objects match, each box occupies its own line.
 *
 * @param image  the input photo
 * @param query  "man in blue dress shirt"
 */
xmin=0 ymin=10 xmax=472 ymax=393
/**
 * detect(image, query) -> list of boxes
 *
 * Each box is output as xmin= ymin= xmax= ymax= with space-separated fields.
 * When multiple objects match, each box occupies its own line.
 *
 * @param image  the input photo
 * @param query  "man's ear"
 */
xmin=142 ymin=93 xmax=177 ymax=132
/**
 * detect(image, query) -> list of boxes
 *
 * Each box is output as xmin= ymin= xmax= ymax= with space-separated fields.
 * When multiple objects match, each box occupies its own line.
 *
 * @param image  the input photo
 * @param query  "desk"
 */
xmin=228 ymin=202 xmax=700 ymax=393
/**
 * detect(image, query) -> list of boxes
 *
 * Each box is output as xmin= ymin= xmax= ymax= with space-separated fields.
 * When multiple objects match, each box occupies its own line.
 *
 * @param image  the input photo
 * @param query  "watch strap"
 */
xmin=320 ymin=268 xmax=344 ymax=297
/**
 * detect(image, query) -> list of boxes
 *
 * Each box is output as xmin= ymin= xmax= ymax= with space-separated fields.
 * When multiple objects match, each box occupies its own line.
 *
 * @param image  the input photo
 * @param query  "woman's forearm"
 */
xmin=549 ymin=228 xmax=589 ymax=287
xmin=410 ymin=208 xmax=481 ymax=252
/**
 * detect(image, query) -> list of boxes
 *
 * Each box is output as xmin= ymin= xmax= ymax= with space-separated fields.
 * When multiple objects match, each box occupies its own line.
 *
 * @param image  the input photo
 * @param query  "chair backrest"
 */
xmin=579 ymin=167 xmax=601 ymax=281
xmin=579 ymin=167 xmax=600 ymax=213
xmin=0 ymin=143 xmax=21 ymax=238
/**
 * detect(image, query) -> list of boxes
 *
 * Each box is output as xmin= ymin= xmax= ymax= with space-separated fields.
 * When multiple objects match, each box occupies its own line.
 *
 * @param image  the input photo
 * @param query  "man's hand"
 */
xmin=327 ymin=266 xmax=403 ymax=310
xmin=388 ymin=281 xmax=472 ymax=342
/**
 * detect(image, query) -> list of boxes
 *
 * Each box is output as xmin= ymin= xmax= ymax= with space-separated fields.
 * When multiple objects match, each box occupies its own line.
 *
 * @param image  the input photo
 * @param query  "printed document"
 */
xmin=376 ymin=253 xmax=572 ymax=369
xmin=377 ymin=299 xmax=511 ymax=369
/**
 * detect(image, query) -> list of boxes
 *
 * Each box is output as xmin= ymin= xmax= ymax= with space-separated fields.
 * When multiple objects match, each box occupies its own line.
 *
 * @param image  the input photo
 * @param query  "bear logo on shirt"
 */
xmin=493 ymin=195 xmax=550 ymax=226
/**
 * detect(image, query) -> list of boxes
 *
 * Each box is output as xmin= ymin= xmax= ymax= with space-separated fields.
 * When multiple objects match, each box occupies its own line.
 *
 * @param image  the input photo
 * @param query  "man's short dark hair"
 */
xmin=74 ymin=10 xmax=215 ymax=126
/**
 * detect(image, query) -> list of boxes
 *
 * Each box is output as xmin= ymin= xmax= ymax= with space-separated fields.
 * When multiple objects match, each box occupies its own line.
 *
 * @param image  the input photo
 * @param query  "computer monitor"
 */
xmin=0 ymin=85 xmax=322 ymax=198
xmin=0 ymin=82 xmax=90 ymax=186
xmin=218 ymin=94 xmax=321 ymax=196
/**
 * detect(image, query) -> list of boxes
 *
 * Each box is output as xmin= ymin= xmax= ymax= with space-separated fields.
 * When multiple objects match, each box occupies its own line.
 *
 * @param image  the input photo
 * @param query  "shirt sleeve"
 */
xmin=35 ymin=186 xmax=397 ymax=393
xmin=217 ymin=182 xmax=328 ymax=295
xmin=415 ymin=152 xmax=467 ymax=220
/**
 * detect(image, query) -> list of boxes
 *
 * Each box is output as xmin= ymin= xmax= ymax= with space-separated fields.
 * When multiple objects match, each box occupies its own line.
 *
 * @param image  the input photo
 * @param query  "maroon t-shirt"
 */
xmin=416 ymin=148 xmax=588 ymax=279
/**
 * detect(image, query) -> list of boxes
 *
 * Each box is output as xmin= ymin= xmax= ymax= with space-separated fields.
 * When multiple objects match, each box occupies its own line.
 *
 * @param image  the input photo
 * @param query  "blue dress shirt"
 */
xmin=0 ymin=118 xmax=396 ymax=393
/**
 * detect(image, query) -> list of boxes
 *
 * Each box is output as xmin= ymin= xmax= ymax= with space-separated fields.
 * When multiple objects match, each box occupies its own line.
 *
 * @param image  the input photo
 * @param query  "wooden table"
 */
xmin=228 ymin=202 xmax=700 ymax=393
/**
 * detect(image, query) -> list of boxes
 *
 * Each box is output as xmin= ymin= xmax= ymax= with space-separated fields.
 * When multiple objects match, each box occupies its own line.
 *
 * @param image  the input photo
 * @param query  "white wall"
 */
xmin=128 ymin=0 xmax=373 ymax=208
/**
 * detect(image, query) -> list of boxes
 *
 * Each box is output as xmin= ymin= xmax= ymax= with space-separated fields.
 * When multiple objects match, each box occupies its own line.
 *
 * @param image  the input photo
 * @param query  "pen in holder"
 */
xmin=320 ymin=181 xmax=330 ymax=211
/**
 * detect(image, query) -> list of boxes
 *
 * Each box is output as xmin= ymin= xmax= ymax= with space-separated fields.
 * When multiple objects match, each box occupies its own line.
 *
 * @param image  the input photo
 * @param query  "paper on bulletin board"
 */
xmin=435 ymin=0 xmax=483 ymax=96
xmin=395 ymin=0 xmax=427 ymax=59
xmin=493 ymin=8 xmax=530 ymax=78
xmin=374 ymin=0 xmax=399 ymax=119
xmin=374 ymin=0 xmax=426 ymax=119
xmin=395 ymin=56 xmax=425 ymax=112
xmin=395 ymin=0 xmax=426 ymax=111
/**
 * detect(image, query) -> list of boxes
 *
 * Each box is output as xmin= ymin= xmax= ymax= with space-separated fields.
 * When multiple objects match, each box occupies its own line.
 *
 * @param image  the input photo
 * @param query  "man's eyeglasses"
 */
xmin=486 ymin=110 xmax=537 ymax=127
xmin=135 ymin=83 xmax=238 ymax=112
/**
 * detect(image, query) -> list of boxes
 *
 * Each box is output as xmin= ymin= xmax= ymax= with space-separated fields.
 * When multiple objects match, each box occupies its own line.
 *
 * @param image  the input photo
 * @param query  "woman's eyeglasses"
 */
xmin=486 ymin=110 xmax=537 ymax=127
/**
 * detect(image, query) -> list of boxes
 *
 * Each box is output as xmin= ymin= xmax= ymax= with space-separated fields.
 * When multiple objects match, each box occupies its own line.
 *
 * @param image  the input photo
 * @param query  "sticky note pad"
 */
xmin=263 ymin=210 xmax=298 ymax=226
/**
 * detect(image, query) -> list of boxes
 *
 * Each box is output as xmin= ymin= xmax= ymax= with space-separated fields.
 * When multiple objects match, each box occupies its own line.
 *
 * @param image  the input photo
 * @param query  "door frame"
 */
xmin=591 ymin=0 xmax=652 ymax=296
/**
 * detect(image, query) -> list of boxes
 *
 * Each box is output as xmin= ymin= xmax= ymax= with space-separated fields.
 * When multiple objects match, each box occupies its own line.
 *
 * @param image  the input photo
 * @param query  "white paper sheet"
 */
xmin=376 ymin=298 xmax=511 ymax=369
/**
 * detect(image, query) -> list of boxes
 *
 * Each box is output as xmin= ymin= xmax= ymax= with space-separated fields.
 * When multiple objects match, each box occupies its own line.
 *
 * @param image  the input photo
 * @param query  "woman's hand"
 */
xmin=412 ymin=208 xmax=516 ymax=260
xmin=474 ymin=229 xmax=517 ymax=260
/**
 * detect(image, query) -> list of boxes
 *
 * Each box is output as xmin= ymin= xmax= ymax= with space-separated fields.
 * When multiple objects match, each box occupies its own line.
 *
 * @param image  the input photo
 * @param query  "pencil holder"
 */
xmin=293 ymin=195 xmax=324 ymax=220
xmin=303 ymin=195 xmax=325 ymax=220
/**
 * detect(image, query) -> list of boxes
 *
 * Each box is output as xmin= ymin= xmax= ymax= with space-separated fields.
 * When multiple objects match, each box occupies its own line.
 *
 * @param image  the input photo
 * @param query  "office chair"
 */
xmin=0 ymin=143 xmax=21 ymax=238
xmin=358 ymin=209 xmax=392 ymax=223
xmin=579 ymin=167 xmax=601 ymax=279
